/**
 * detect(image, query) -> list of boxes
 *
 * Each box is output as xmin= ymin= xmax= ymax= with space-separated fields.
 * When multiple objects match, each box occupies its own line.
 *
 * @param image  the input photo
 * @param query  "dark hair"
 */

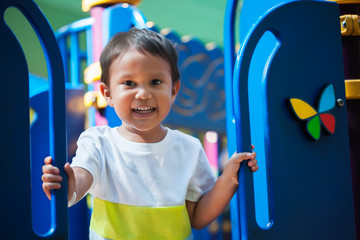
xmin=100 ymin=27 xmax=180 ymax=85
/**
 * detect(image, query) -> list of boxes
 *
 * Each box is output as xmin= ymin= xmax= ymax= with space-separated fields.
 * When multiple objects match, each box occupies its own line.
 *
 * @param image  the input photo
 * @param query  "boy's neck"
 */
xmin=117 ymin=125 xmax=168 ymax=143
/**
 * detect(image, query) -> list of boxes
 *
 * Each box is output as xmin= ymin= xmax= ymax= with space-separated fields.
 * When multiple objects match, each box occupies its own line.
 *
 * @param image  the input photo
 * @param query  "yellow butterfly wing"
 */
xmin=289 ymin=98 xmax=317 ymax=120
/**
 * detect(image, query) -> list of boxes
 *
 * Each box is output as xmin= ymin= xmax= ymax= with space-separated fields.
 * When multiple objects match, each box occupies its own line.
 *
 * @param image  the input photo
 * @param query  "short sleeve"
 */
xmin=186 ymin=143 xmax=217 ymax=202
xmin=70 ymin=127 xmax=103 ymax=192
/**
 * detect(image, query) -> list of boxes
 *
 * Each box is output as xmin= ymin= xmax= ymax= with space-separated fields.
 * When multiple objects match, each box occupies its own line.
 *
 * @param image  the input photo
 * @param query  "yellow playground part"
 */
xmin=345 ymin=80 xmax=360 ymax=99
xmin=84 ymin=62 xmax=101 ymax=84
xmin=30 ymin=107 xmax=37 ymax=125
xmin=82 ymin=0 xmax=141 ymax=12
xmin=84 ymin=91 xmax=107 ymax=109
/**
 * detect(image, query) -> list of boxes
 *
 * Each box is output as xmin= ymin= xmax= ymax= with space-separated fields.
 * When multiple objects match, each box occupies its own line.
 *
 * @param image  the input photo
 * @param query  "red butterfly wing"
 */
xmin=319 ymin=113 xmax=335 ymax=134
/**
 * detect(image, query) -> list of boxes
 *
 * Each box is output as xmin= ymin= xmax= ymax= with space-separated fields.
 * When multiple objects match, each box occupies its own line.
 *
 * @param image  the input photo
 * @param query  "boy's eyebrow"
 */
xmin=114 ymin=73 xmax=132 ymax=80
xmin=113 ymin=70 xmax=169 ymax=80
xmin=149 ymin=72 xmax=167 ymax=78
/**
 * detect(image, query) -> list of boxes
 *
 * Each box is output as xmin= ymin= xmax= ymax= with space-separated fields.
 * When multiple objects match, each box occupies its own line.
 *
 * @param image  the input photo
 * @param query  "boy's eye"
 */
xmin=151 ymin=79 xmax=162 ymax=86
xmin=123 ymin=81 xmax=135 ymax=87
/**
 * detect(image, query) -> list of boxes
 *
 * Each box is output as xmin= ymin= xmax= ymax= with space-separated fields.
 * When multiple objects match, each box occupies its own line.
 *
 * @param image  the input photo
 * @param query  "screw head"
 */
xmin=337 ymin=98 xmax=345 ymax=107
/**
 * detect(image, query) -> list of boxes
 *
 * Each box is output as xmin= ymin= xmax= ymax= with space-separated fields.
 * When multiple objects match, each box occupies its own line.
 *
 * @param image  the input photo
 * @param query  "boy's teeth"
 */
xmin=134 ymin=107 xmax=154 ymax=113
xmin=136 ymin=107 xmax=151 ymax=111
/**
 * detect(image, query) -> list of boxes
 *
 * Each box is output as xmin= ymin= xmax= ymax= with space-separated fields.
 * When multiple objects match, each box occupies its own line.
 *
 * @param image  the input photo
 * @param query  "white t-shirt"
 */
xmin=71 ymin=126 xmax=217 ymax=240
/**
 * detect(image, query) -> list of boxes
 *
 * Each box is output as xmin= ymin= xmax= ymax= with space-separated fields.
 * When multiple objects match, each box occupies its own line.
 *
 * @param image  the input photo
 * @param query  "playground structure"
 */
xmin=0 ymin=0 xmax=359 ymax=239
xmin=225 ymin=0 xmax=358 ymax=239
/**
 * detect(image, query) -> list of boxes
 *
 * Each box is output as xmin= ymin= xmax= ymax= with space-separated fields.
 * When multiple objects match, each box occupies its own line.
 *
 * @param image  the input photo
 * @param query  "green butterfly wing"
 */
xmin=307 ymin=115 xmax=321 ymax=140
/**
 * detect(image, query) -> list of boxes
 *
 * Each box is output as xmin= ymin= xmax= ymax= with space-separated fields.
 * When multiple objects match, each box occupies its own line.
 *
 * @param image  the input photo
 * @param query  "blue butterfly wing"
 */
xmin=318 ymin=84 xmax=335 ymax=113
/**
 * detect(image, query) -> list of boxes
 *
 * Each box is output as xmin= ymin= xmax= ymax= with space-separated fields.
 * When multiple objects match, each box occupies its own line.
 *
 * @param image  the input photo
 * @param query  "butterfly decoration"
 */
xmin=289 ymin=84 xmax=336 ymax=141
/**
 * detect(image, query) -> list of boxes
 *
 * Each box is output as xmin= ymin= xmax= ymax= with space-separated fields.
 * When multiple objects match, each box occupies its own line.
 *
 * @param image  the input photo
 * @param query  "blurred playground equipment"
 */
xmin=1 ymin=0 xmax=359 ymax=239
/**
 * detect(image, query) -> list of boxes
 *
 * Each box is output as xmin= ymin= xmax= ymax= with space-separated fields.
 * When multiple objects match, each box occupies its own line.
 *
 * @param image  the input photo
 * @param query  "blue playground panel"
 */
xmin=227 ymin=0 xmax=356 ymax=239
xmin=0 ymin=0 xmax=69 ymax=239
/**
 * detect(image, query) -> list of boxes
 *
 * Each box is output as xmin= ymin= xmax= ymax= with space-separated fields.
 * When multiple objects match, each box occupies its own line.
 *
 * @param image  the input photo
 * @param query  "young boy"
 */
xmin=42 ymin=28 xmax=258 ymax=240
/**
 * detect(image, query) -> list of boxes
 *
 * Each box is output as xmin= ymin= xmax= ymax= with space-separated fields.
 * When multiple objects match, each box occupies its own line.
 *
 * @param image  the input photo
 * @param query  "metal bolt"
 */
xmin=337 ymin=98 xmax=344 ymax=107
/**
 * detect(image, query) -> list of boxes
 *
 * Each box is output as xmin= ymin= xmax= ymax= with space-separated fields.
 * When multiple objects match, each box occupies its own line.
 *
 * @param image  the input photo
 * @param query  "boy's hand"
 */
xmin=41 ymin=156 xmax=76 ymax=201
xmin=222 ymin=145 xmax=258 ymax=186
xmin=247 ymin=145 xmax=259 ymax=172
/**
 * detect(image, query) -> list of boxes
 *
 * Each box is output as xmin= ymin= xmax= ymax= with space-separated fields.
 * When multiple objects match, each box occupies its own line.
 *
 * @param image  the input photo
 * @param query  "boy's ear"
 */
xmin=100 ymin=83 xmax=113 ymax=107
xmin=171 ymin=81 xmax=181 ymax=103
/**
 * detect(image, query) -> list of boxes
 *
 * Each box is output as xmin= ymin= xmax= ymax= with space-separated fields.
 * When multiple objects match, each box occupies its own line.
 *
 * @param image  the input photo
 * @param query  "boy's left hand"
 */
xmin=232 ymin=146 xmax=258 ymax=173
xmin=224 ymin=145 xmax=258 ymax=180
xmin=247 ymin=145 xmax=259 ymax=172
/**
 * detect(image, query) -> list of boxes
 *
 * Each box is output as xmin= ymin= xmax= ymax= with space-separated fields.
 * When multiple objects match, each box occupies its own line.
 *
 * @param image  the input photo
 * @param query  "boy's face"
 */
xmin=100 ymin=47 xmax=180 ymax=138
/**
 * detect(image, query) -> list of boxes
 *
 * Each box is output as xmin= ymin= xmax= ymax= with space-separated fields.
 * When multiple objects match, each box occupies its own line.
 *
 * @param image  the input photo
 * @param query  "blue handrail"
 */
xmin=56 ymin=17 xmax=94 ymax=86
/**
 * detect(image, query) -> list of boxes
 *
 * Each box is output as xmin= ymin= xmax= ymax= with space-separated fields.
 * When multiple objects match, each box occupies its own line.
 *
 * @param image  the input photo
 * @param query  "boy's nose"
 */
xmin=135 ymin=87 xmax=152 ymax=100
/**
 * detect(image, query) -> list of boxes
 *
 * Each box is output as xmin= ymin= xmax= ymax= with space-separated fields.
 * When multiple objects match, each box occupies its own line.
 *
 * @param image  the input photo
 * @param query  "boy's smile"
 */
xmin=133 ymin=107 xmax=156 ymax=115
xmin=100 ymin=47 xmax=180 ymax=143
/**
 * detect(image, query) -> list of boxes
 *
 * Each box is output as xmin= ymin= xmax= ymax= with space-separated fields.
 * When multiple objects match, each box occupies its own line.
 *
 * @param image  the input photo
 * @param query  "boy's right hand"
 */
xmin=41 ymin=156 xmax=75 ymax=201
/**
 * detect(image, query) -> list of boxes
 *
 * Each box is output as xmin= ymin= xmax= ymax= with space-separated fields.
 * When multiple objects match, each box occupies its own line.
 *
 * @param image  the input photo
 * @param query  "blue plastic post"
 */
xmin=224 ymin=0 xmax=241 ymax=239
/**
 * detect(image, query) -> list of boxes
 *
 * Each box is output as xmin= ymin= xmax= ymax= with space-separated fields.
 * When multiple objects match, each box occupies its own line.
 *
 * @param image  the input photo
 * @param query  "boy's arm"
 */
xmin=186 ymin=151 xmax=258 ymax=229
xmin=70 ymin=166 xmax=93 ymax=205
xmin=186 ymin=174 xmax=238 ymax=229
